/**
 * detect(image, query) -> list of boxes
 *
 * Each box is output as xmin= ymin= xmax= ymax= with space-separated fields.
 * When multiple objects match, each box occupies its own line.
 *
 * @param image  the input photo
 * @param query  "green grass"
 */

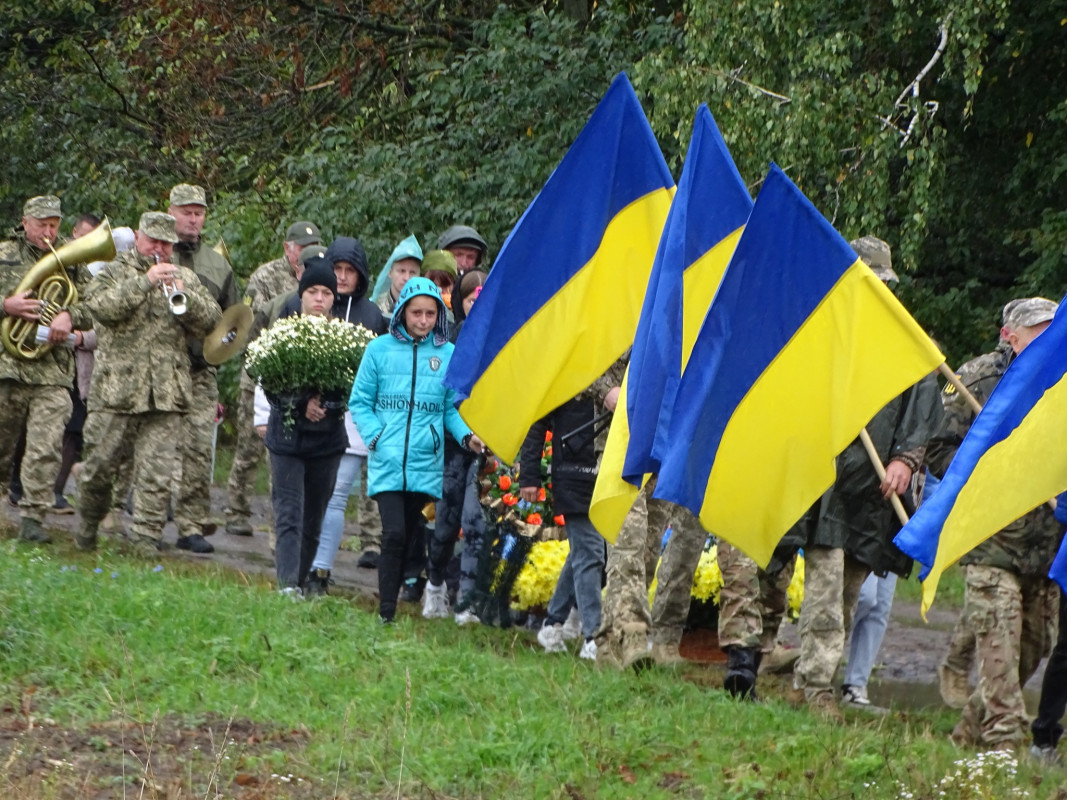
xmin=0 ymin=540 xmax=1053 ymax=799
xmin=895 ymin=563 xmax=967 ymax=609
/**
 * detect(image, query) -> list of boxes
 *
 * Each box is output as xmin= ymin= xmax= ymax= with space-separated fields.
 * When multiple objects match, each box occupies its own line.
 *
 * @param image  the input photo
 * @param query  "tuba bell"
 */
xmin=1 ymin=219 xmax=116 ymax=360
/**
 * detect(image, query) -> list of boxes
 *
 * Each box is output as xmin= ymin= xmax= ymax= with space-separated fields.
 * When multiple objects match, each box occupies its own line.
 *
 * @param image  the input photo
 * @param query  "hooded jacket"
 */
xmin=324 ymin=236 xmax=387 ymax=335
xmin=371 ymin=235 xmax=423 ymax=312
xmin=350 ymin=277 xmax=471 ymax=498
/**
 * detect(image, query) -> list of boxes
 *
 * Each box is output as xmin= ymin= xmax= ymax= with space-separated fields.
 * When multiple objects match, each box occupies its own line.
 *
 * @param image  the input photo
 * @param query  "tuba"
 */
xmin=1 ymin=219 xmax=116 ymax=360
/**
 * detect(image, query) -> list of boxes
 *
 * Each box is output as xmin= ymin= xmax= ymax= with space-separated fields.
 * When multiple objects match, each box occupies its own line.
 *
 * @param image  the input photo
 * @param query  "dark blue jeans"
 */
xmin=429 ymin=447 xmax=485 ymax=602
xmin=270 ymin=452 xmax=341 ymax=590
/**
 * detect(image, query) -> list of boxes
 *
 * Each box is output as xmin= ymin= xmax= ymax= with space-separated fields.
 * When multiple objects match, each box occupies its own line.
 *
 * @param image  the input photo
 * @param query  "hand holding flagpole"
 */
xmin=858 ymin=428 xmax=911 ymax=526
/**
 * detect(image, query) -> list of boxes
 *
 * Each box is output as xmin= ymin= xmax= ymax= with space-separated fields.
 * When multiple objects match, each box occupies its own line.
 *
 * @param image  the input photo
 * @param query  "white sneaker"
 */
xmin=421 ymin=581 xmax=450 ymax=619
xmin=537 ymin=623 xmax=567 ymax=653
xmin=454 ymin=609 xmax=480 ymax=626
xmin=579 ymin=639 xmax=597 ymax=661
xmin=277 ymin=586 xmax=304 ymax=601
xmin=560 ymin=607 xmax=582 ymax=641
xmin=840 ymin=685 xmax=871 ymax=706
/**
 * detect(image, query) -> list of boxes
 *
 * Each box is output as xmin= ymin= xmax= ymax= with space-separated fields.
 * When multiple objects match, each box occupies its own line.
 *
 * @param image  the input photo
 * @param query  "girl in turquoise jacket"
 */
xmin=350 ymin=277 xmax=482 ymax=622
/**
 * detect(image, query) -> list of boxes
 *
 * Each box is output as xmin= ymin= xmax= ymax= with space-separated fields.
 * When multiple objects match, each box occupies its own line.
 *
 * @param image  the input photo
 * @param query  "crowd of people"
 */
xmin=1 ymin=191 xmax=1064 ymax=764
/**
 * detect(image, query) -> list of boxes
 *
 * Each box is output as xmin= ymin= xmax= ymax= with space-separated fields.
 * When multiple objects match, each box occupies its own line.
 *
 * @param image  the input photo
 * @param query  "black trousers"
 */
xmin=376 ymin=491 xmax=430 ymax=621
xmin=1032 ymin=587 xmax=1067 ymax=747
xmin=270 ymin=452 xmax=341 ymax=590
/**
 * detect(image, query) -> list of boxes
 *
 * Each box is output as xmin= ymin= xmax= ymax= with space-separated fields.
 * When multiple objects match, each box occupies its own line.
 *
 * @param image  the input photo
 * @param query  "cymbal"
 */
xmin=203 ymin=303 xmax=253 ymax=365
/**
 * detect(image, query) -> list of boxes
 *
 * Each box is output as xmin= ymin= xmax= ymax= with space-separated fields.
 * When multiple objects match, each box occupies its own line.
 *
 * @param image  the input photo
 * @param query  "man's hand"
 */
xmin=603 ymin=386 xmax=621 ymax=412
xmin=881 ymin=459 xmax=912 ymax=499
xmin=2 ymin=291 xmax=43 ymax=321
xmin=146 ymin=262 xmax=182 ymax=288
xmin=305 ymin=395 xmax=326 ymax=422
xmin=519 ymin=486 xmax=539 ymax=503
xmin=47 ymin=310 xmax=73 ymax=344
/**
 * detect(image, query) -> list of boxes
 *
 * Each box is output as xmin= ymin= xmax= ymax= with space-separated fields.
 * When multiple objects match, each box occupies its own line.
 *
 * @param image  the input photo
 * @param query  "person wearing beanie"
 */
xmin=350 ymin=277 xmax=483 ymax=622
xmin=225 ymin=221 xmax=324 ymax=538
xmin=262 ymin=253 xmax=348 ymax=597
xmin=422 ymin=250 xmax=458 ymax=320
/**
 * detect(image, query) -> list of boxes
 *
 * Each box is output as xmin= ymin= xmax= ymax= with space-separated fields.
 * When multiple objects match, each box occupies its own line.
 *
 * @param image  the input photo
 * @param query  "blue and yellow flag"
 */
xmin=589 ymin=106 xmax=751 ymax=540
xmin=653 ymin=164 xmax=945 ymax=567
xmin=445 ymin=73 xmax=674 ymax=463
xmin=894 ymin=304 xmax=1067 ymax=615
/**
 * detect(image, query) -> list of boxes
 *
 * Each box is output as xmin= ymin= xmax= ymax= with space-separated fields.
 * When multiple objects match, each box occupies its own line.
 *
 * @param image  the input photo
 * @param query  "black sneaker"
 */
xmin=305 ymin=568 xmax=330 ymax=597
xmin=401 ymin=576 xmax=426 ymax=603
xmin=176 ymin=534 xmax=215 ymax=554
xmin=53 ymin=494 xmax=75 ymax=515
xmin=357 ymin=550 xmax=379 ymax=569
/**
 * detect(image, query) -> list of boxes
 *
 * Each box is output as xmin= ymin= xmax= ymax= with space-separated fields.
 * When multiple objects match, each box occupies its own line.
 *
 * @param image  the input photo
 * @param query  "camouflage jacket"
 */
xmin=173 ymin=238 xmax=239 ymax=371
xmin=774 ymin=372 xmax=944 ymax=577
xmin=926 ymin=341 xmax=1061 ymax=575
xmin=245 ymin=255 xmax=297 ymax=316
xmin=0 ymin=229 xmax=93 ymax=389
xmin=82 ymin=248 xmax=221 ymax=414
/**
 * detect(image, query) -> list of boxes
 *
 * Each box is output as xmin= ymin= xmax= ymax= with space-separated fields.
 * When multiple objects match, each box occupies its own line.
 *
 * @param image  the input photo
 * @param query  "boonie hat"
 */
xmin=850 ymin=236 xmax=899 ymax=284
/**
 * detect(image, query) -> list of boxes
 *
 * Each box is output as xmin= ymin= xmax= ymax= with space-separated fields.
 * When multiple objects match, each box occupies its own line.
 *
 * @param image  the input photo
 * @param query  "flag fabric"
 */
xmin=445 ymin=73 xmax=674 ymax=463
xmin=652 ymin=164 xmax=945 ymax=567
xmin=894 ymin=304 xmax=1067 ymax=615
xmin=589 ymin=105 xmax=751 ymax=541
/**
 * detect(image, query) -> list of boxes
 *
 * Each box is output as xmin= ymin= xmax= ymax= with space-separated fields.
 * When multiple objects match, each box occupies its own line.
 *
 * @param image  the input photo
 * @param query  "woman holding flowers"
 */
xmin=247 ymin=261 xmax=360 ymax=596
xmin=350 ymin=277 xmax=483 ymax=623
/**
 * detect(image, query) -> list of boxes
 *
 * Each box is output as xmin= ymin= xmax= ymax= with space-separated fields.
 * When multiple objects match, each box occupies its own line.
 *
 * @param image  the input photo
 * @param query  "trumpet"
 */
xmin=154 ymin=254 xmax=187 ymax=316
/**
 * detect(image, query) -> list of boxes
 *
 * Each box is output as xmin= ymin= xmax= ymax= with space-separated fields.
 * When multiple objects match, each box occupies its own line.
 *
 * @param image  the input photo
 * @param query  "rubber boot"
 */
xmin=723 ymin=645 xmax=758 ymax=699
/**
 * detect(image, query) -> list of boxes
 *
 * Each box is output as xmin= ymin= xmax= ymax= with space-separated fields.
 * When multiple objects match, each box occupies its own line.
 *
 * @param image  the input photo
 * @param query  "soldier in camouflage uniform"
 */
xmin=786 ymin=236 xmax=942 ymax=719
xmin=0 ymin=195 xmax=95 ymax=543
xmin=224 ymin=221 xmax=321 ymax=537
xmin=595 ymin=475 xmax=707 ymax=670
xmin=938 ymin=299 xmax=1027 ymax=708
xmin=716 ymin=541 xmax=796 ymax=698
xmin=647 ymin=512 xmax=710 ymax=663
xmin=926 ymin=296 xmax=1061 ymax=748
xmin=77 ymin=212 xmax=221 ymax=551
xmin=167 ymin=184 xmax=239 ymax=554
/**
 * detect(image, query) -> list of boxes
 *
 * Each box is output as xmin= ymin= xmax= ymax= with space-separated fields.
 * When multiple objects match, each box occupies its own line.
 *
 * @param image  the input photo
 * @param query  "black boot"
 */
xmin=723 ymin=646 xmax=759 ymax=700
xmin=305 ymin=568 xmax=330 ymax=597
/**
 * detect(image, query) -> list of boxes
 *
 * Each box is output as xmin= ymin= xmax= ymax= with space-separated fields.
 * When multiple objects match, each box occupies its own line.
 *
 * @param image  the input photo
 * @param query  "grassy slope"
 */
xmin=0 ymin=540 xmax=1054 ymax=799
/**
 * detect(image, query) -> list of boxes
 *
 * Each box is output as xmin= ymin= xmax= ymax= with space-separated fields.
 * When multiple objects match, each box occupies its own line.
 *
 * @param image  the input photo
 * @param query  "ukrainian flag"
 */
xmin=894 ymin=304 xmax=1067 ymax=615
xmin=589 ymin=105 xmax=751 ymax=540
xmin=653 ymin=164 xmax=945 ymax=567
xmin=445 ymin=73 xmax=674 ymax=463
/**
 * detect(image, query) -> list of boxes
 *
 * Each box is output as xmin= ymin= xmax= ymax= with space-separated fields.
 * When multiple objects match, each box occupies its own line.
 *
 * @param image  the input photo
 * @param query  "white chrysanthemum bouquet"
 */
xmin=245 ymin=316 xmax=375 ymax=425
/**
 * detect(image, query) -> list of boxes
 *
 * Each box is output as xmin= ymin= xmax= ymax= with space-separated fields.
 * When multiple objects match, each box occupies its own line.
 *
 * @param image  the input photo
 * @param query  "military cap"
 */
xmin=169 ymin=183 xmax=207 ymax=207
xmin=421 ymin=249 xmax=458 ymax=278
xmin=285 ymin=221 xmax=321 ymax=246
xmin=850 ymin=235 xmax=899 ymax=284
xmin=1007 ymin=297 xmax=1058 ymax=330
xmin=23 ymin=195 xmax=62 ymax=219
xmin=1001 ymin=298 xmax=1026 ymax=327
xmin=297 ymin=244 xmax=328 ymax=268
xmin=139 ymin=211 xmax=179 ymax=243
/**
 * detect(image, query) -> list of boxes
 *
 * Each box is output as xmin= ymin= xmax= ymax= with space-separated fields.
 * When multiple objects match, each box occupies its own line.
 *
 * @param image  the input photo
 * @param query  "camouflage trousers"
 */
xmin=225 ymin=373 xmax=266 ymax=523
xmin=954 ymin=565 xmax=1056 ymax=747
xmin=794 ymin=546 xmax=870 ymax=700
xmin=596 ymin=478 xmax=673 ymax=654
xmin=175 ymin=370 xmax=218 ymax=538
xmin=80 ymin=410 xmax=182 ymax=543
xmin=717 ymin=541 xmax=794 ymax=651
xmin=942 ymin=608 xmax=977 ymax=678
xmin=0 ymin=380 xmax=71 ymax=523
xmin=649 ymin=504 xmax=707 ymax=647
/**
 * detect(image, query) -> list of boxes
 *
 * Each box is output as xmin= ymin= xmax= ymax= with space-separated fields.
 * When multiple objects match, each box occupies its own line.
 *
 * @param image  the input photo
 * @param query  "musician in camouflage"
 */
xmin=927 ymin=296 xmax=1062 ymax=748
xmin=77 ymin=212 xmax=221 ymax=552
xmin=0 ymin=195 xmax=94 ymax=543
xmin=225 ymin=220 xmax=321 ymax=537
xmin=168 ymin=184 xmax=239 ymax=554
